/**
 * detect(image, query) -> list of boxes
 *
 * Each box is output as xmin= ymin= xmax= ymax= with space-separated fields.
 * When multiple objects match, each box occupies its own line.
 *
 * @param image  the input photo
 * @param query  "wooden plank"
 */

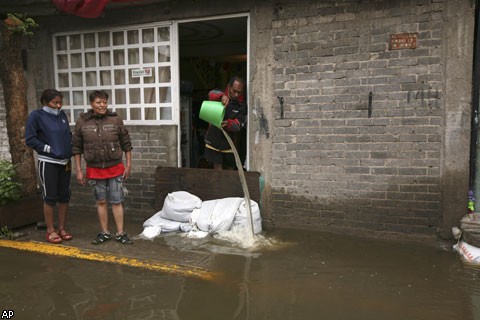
xmin=154 ymin=167 xmax=260 ymax=211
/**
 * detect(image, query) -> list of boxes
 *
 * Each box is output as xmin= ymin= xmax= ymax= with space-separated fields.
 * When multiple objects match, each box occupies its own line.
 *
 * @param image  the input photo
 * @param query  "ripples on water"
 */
xmin=2 ymin=228 xmax=480 ymax=319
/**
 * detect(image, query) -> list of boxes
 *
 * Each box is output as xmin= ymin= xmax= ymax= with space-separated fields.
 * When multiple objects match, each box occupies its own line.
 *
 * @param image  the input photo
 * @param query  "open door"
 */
xmin=178 ymin=16 xmax=248 ymax=169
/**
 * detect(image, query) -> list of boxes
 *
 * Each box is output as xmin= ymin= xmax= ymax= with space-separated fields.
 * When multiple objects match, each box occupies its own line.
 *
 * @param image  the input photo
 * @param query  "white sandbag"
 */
xmin=141 ymin=210 xmax=183 ymax=239
xmin=453 ymin=241 xmax=480 ymax=263
xmin=143 ymin=210 xmax=162 ymax=227
xmin=140 ymin=226 xmax=162 ymax=239
xmin=160 ymin=191 xmax=202 ymax=222
xmin=232 ymin=199 xmax=262 ymax=234
xmin=191 ymin=198 xmax=243 ymax=234
xmin=179 ymin=223 xmax=193 ymax=232
xmin=186 ymin=230 xmax=209 ymax=239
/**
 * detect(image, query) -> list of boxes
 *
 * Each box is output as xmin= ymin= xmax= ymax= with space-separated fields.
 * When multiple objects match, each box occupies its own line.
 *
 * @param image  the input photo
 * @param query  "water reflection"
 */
xmin=0 ymin=228 xmax=479 ymax=319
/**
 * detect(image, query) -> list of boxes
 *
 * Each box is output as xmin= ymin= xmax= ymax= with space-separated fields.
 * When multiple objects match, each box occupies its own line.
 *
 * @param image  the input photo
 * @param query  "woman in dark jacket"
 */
xmin=25 ymin=89 xmax=73 ymax=244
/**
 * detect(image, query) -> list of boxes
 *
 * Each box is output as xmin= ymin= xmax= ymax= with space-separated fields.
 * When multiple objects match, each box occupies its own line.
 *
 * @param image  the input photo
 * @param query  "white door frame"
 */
xmin=174 ymin=13 xmax=250 ymax=169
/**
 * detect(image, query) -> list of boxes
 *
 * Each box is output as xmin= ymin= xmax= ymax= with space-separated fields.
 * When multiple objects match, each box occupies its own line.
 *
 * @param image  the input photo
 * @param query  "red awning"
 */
xmin=52 ymin=0 xmax=146 ymax=18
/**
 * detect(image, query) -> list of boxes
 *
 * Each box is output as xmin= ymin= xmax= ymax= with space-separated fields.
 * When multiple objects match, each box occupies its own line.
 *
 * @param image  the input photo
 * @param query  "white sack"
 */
xmin=141 ymin=210 xmax=183 ymax=239
xmin=454 ymin=241 xmax=480 ymax=263
xmin=160 ymin=191 xmax=202 ymax=222
xmin=232 ymin=199 xmax=262 ymax=234
xmin=140 ymin=226 xmax=162 ymax=239
xmin=191 ymin=198 xmax=243 ymax=234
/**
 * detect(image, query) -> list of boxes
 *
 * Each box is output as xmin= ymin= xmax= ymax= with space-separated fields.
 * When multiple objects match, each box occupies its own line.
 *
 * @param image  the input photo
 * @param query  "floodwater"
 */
xmin=0 ymin=228 xmax=478 ymax=320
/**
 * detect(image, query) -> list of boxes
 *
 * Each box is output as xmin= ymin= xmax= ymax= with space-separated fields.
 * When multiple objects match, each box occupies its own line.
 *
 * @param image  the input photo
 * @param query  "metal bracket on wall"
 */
xmin=277 ymin=96 xmax=284 ymax=119
xmin=368 ymin=92 xmax=373 ymax=118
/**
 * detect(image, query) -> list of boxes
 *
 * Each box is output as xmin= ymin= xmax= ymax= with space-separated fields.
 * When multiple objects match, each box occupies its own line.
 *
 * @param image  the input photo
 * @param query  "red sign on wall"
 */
xmin=389 ymin=33 xmax=417 ymax=50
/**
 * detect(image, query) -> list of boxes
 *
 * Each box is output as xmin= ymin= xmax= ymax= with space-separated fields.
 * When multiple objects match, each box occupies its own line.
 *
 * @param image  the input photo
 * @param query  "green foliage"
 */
xmin=4 ymin=13 xmax=38 ymax=36
xmin=0 ymin=226 xmax=13 ymax=240
xmin=0 ymin=160 xmax=22 ymax=205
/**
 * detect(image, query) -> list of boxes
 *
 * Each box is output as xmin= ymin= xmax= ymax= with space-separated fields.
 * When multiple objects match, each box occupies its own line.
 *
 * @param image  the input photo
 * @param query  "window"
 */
xmin=53 ymin=23 xmax=176 ymax=125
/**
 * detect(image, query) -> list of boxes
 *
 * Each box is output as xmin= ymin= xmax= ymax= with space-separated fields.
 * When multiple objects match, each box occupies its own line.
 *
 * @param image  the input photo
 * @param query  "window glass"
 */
xmin=54 ymin=24 xmax=174 ymax=124
xmin=56 ymin=36 xmax=67 ymax=51
xmin=99 ymin=51 xmax=111 ymax=66
xmin=144 ymin=88 xmax=156 ymax=104
xmin=100 ymin=71 xmax=111 ymax=85
xmin=159 ymin=87 xmax=171 ymax=103
xmin=142 ymin=29 xmax=154 ymax=43
xmin=145 ymin=108 xmax=156 ymax=120
xmin=71 ymin=53 xmax=82 ymax=68
xmin=85 ymin=52 xmax=96 ymax=68
xmin=57 ymin=55 xmax=68 ymax=69
xmin=115 ymin=89 xmax=126 ymax=104
xmin=127 ymin=30 xmax=139 ymax=44
xmin=85 ymin=71 xmax=97 ymax=87
xmin=158 ymin=67 xmax=171 ymax=83
xmin=130 ymin=108 xmax=141 ymax=120
xmin=114 ymin=70 xmax=126 ymax=85
xmin=160 ymin=107 xmax=172 ymax=120
xmin=129 ymin=88 xmax=141 ymax=104
xmin=69 ymin=34 xmax=81 ymax=50
xmin=72 ymin=72 xmax=83 ymax=87
xmin=113 ymin=49 xmax=125 ymax=65
xmin=128 ymin=48 xmax=139 ymax=64
xmin=98 ymin=32 xmax=110 ymax=47
xmin=113 ymin=31 xmax=124 ymax=46
xmin=84 ymin=33 xmax=95 ymax=48
xmin=58 ymin=73 xmax=69 ymax=87
xmin=158 ymin=46 xmax=170 ymax=62
xmin=158 ymin=27 xmax=170 ymax=41
xmin=73 ymin=91 xmax=84 ymax=105
xmin=143 ymin=47 xmax=154 ymax=63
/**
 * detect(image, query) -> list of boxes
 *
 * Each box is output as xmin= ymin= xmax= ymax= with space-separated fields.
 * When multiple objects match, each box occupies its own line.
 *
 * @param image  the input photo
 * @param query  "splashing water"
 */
xmin=215 ymin=225 xmax=281 ymax=250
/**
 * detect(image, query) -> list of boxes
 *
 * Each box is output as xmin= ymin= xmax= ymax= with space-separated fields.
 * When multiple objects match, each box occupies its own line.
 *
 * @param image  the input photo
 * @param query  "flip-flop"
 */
xmin=46 ymin=231 xmax=62 ymax=244
xmin=58 ymin=229 xmax=73 ymax=241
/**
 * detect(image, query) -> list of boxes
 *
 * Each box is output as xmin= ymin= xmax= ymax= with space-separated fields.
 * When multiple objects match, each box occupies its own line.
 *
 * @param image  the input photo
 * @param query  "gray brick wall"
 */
xmin=271 ymin=0 xmax=444 ymax=235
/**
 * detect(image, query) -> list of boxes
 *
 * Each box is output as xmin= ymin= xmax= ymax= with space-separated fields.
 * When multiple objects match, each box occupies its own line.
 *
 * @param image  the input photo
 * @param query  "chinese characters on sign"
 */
xmin=389 ymin=33 xmax=417 ymax=50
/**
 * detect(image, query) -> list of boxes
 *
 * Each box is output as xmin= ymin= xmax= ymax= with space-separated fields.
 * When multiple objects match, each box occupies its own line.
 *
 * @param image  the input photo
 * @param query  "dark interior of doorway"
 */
xmin=179 ymin=17 xmax=247 ymax=168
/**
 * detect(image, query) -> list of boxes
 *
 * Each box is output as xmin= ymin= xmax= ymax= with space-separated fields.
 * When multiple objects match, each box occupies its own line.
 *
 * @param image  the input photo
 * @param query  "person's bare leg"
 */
xmin=57 ymin=202 xmax=68 ymax=231
xmin=111 ymin=203 xmax=124 ymax=235
xmin=97 ymin=200 xmax=109 ymax=233
xmin=44 ymin=202 xmax=56 ymax=234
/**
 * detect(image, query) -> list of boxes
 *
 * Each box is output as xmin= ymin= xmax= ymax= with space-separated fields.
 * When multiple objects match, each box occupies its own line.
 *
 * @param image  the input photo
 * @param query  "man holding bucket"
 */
xmin=203 ymin=76 xmax=247 ymax=170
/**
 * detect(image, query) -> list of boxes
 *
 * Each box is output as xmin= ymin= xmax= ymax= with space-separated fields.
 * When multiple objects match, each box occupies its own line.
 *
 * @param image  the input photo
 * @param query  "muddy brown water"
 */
xmin=0 ymin=228 xmax=478 ymax=320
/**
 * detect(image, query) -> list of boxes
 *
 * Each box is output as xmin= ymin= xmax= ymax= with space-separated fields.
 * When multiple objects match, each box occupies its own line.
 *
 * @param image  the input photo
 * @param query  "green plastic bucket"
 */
xmin=199 ymin=101 xmax=225 ymax=128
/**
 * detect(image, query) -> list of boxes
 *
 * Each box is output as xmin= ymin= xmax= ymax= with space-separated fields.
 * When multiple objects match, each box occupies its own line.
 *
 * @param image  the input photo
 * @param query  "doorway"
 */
xmin=178 ymin=16 xmax=248 ymax=168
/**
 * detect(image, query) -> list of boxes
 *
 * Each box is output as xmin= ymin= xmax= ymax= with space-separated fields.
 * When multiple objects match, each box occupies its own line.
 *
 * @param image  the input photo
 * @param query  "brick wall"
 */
xmin=0 ymin=0 xmax=471 ymax=237
xmin=270 ymin=0 xmax=445 ymax=235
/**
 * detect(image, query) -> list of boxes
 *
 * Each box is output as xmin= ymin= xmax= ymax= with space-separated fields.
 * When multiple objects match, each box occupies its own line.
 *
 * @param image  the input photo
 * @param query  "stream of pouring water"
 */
xmin=220 ymin=127 xmax=255 ymax=240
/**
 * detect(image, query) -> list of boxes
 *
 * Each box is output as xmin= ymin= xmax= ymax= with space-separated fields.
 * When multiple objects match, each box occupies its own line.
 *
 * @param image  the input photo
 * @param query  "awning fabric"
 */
xmin=52 ymin=0 xmax=144 ymax=18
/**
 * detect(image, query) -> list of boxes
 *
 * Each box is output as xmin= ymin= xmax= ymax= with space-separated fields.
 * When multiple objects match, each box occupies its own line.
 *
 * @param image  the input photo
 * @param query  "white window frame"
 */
xmin=52 ymin=22 xmax=179 ymax=126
